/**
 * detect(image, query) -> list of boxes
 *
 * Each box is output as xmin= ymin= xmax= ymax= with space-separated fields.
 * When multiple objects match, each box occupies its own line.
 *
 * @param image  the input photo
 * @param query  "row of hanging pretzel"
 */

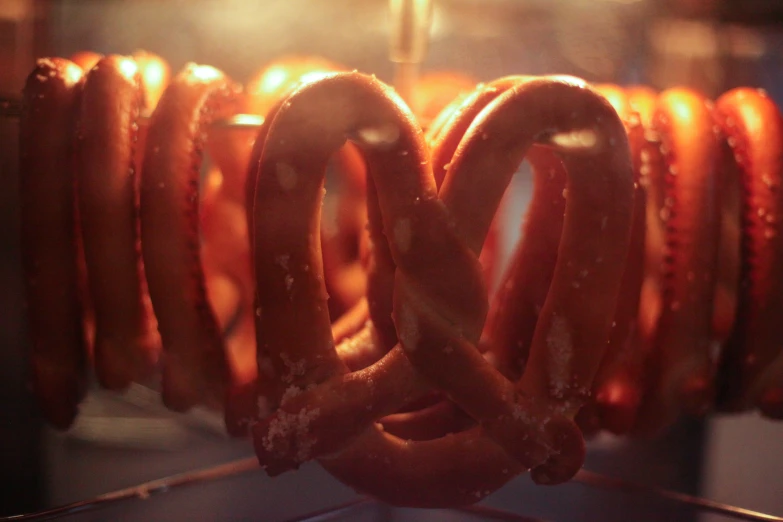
xmin=18 ymin=51 xmax=783 ymax=507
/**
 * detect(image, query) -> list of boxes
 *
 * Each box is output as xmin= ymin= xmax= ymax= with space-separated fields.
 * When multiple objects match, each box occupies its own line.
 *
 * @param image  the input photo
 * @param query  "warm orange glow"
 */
xmin=132 ymin=50 xmax=171 ymax=111
xmin=412 ymin=71 xmax=476 ymax=123
xmin=258 ymin=66 xmax=288 ymax=94
xmin=69 ymin=51 xmax=102 ymax=72
xmin=298 ymin=70 xmax=335 ymax=86
xmin=245 ymin=56 xmax=344 ymax=116
xmin=117 ymin=57 xmax=139 ymax=80
xmin=63 ymin=61 xmax=85 ymax=86
xmin=141 ymin=60 xmax=166 ymax=87
xmin=189 ymin=63 xmax=223 ymax=83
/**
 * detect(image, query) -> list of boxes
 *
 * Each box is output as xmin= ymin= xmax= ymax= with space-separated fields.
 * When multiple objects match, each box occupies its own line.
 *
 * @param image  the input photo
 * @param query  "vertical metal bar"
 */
xmin=388 ymin=0 xmax=434 ymax=106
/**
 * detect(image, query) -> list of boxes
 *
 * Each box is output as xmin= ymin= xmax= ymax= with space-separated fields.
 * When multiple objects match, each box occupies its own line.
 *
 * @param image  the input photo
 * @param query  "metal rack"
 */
xmin=2 ymin=451 xmax=781 ymax=521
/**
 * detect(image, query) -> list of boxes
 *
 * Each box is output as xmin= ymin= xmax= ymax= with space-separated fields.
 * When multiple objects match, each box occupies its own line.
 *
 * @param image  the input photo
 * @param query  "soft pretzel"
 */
xmin=20 ymin=58 xmax=90 ymax=429
xmin=249 ymin=72 xmax=633 ymax=506
xmin=140 ymin=64 xmax=242 ymax=411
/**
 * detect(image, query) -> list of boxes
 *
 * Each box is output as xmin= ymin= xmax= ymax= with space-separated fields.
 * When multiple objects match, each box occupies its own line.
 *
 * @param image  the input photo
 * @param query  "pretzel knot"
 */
xmin=249 ymin=72 xmax=634 ymax=507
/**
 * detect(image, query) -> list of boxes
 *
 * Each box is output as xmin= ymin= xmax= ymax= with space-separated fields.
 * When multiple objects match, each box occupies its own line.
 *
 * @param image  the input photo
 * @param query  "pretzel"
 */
xmin=712 ymin=89 xmax=783 ymax=419
xmin=139 ymin=64 xmax=242 ymax=411
xmin=223 ymin=59 xmax=372 ymax=435
xmin=20 ymin=58 xmax=90 ymax=429
xmin=571 ymin=85 xmax=783 ymax=435
xmin=248 ymin=72 xmax=634 ymax=506
xmin=248 ymin=57 xmax=370 ymax=319
xmin=75 ymin=55 xmax=161 ymax=389
xmin=571 ymin=84 xmax=648 ymax=435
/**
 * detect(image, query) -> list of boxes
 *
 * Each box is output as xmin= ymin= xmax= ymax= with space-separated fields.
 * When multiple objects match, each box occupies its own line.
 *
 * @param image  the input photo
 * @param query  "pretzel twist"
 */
xmin=249 ymin=72 xmax=634 ymax=506
xmin=20 ymin=50 xmax=783 ymax=508
xmin=140 ymin=64 xmax=242 ymax=411
xmin=712 ymin=89 xmax=783 ymax=419
xmin=76 ymin=55 xmax=161 ymax=390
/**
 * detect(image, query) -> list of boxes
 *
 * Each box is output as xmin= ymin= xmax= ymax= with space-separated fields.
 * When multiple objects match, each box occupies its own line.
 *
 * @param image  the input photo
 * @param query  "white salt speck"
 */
xmin=511 ymin=403 xmax=530 ymax=422
xmin=393 ymin=218 xmax=412 ymax=253
xmin=280 ymin=353 xmax=307 ymax=382
xmin=280 ymin=385 xmax=302 ymax=405
xmin=276 ymin=162 xmax=298 ymax=191
xmin=276 ymin=254 xmax=290 ymax=270
xmin=285 ymin=274 xmax=294 ymax=293
xmin=644 ymin=128 xmax=661 ymax=143
xmin=601 ymin=216 xmax=608 ymax=230
xmin=262 ymin=406 xmax=321 ymax=462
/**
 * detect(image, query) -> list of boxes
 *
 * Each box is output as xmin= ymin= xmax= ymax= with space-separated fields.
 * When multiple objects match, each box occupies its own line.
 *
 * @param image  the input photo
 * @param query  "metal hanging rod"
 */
xmin=1 ymin=455 xmax=780 ymax=522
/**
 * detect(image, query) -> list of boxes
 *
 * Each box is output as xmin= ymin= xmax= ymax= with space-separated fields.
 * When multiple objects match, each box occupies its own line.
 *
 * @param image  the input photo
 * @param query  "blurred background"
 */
xmin=1 ymin=0 xmax=783 ymax=520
